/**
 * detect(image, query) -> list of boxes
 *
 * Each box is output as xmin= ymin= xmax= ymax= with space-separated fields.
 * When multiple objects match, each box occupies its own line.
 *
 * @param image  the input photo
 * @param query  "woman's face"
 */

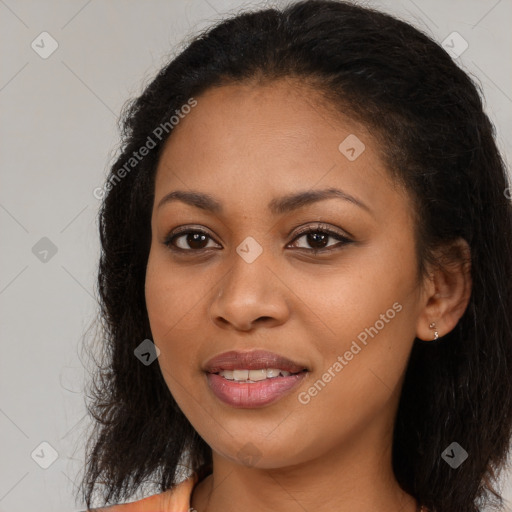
xmin=145 ymin=78 xmax=428 ymax=469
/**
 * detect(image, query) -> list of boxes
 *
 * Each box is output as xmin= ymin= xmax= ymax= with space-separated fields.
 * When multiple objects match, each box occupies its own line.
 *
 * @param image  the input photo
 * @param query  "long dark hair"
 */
xmin=79 ymin=1 xmax=512 ymax=511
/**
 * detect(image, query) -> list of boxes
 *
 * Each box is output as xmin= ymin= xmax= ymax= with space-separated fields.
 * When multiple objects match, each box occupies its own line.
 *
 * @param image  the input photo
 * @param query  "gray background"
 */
xmin=1 ymin=0 xmax=511 ymax=511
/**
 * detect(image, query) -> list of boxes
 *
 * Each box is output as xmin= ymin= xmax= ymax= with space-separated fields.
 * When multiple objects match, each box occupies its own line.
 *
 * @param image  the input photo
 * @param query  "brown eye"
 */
xmin=164 ymin=229 xmax=220 ymax=252
xmin=305 ymin=232 xmax=329 ymax=249
xmin=288 ymin=224 xmax=353 ymax=253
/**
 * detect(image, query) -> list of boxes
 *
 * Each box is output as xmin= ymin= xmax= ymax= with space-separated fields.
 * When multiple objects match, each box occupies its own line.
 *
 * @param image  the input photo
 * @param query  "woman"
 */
xmin=80 ymin=1 xmax=512 ymax=511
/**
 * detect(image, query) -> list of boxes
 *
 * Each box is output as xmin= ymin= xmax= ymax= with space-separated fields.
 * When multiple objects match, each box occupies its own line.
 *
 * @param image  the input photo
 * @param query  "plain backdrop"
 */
xmin=1 ymin=0 xmax=511 ymax=511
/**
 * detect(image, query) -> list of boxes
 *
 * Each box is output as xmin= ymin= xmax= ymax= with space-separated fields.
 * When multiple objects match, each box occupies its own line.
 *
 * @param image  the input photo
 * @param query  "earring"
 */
xmin=429 ymin=322 xmax=439 ymax=341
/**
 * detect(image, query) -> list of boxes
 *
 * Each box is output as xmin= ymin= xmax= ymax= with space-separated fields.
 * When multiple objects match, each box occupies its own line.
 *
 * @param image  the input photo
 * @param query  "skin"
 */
xmin=144 ymin=78 xmax=472 ymax=512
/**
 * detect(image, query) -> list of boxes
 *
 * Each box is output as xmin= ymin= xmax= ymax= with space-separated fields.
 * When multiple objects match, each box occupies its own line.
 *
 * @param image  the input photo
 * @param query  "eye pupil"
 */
xmin=188 ymin=233 xmax=208 ymax=249
xmin=307 ymin=232 xmax=328 ymax=249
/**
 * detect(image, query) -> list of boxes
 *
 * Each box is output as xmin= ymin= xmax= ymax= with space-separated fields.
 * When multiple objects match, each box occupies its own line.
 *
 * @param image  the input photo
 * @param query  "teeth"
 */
xmin=248 ymin=369 xmax=267 ymax=381
xmin=218 ymin=368 xmax=296 ymax=382
xmin=232 ymin=369 xmax=249 ymax=380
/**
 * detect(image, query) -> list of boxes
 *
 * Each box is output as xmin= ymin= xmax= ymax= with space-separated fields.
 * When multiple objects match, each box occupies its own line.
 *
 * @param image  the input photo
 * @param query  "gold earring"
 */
xmin=429 ymin=322 xmax=439 ymax=340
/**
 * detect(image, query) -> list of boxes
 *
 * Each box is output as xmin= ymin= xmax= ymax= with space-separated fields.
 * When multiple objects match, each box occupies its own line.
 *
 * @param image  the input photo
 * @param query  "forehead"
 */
xmin=153 ymin=79 xmax=408 ymax=217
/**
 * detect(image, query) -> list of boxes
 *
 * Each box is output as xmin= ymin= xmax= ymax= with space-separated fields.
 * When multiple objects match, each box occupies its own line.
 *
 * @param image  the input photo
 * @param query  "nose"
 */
xmin=208 ymin=252 xmax=290 ymax=332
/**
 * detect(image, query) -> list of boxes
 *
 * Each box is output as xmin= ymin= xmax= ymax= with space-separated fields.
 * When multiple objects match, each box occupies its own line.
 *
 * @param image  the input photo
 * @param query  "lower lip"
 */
xmin=206 ymin=372 xmax=308 ymax=408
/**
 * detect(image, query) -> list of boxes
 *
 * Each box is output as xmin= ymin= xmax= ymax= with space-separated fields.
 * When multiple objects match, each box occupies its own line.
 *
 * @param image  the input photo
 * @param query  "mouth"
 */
xmin=203 ymin=350 xmax=310 ymax=408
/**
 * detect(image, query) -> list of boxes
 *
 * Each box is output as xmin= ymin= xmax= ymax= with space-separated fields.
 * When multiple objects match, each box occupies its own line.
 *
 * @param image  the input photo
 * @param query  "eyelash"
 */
xmin=162 ymin=223 xmax=353 ymax=255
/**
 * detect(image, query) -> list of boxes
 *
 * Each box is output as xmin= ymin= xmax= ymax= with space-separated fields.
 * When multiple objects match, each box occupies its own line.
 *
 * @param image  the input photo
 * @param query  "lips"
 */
xmin=203 ymin=349 xmax=309 ymax=374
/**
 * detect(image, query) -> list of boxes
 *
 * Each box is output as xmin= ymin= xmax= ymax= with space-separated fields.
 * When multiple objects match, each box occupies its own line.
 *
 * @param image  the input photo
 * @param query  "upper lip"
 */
xmin=203 ymin=350 xmax=309 ymax=374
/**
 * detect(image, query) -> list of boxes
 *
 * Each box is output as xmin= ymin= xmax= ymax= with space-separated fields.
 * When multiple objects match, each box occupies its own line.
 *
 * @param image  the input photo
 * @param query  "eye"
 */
xmin=163 ymin=228 xmax=220 ymax=252
xmin=288 ymin=223 xmax=353 ymax=253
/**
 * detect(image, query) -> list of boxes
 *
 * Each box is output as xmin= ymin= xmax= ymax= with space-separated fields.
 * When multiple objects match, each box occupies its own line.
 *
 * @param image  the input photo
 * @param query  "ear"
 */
xmin=416 ymin=237 xmax=472 ymax=341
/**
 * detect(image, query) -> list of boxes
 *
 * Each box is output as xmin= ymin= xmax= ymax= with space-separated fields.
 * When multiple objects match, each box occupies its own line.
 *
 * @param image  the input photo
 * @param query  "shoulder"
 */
xmin=84 ymin=472 xmax=198 ymax=512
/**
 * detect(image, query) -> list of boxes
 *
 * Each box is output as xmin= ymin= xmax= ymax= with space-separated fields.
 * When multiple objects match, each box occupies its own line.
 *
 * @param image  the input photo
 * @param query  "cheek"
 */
xmin=145 ymin=249 xmax=206 ymax=338
xmin=299 ymin=241 xmax=418 ymax=402
xmin=296 ymin=250 xmax=412 ymax=349
xmin=144 ymin=250 xmax=203 ymax=384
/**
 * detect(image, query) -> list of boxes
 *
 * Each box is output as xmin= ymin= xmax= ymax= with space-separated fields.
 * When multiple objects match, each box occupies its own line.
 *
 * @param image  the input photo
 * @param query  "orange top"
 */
xmin=87 ymin=472 xmax=200 ymax=512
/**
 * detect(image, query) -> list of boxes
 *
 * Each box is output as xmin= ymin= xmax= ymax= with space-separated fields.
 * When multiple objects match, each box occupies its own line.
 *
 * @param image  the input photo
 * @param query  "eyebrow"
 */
xmin=157 ymin=187 xmax=372 ymax=216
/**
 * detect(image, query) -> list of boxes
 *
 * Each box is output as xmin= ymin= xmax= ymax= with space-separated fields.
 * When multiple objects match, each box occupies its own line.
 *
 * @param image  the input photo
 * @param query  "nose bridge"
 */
xmin=209 ymin=241 xmax=288 ymax=330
